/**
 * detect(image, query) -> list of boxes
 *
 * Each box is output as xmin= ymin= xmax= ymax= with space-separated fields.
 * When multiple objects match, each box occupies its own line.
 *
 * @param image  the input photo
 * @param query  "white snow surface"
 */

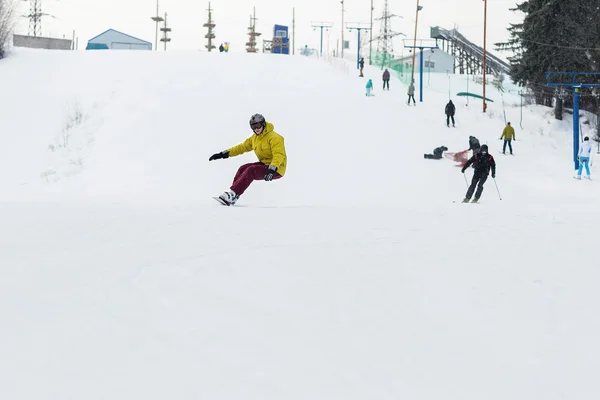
xmin=1 ymin=48 xmax=599 ymax=400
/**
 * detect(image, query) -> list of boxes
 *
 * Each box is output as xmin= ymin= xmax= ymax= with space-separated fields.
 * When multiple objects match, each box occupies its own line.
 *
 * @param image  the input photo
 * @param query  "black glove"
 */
xmin=492 ymin=173 xmax=496 ymax=178
xmin=209 ymin=151 xmax=229 ymax=161
xmin=461 ymin=168 xmax=466 ymax=173
xmin=264 ymin=165 xmax=277 ymax=181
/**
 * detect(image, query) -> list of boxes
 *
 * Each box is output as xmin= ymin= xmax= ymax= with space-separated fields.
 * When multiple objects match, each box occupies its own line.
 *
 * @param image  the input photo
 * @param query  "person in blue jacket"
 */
xmin=366 ymin=79 xmax=373 ymax=96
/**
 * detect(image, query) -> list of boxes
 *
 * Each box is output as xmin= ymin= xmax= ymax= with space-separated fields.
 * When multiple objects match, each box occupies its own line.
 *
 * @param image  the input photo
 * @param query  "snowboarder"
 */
xmin=468 ymin=136 xmax=481 ymax=157
xmin=500 ymin=122 xmax=515 ymax=154
xmin=445 ymin=100 xmax=456 ymax=127
xmin=424 ymin=146 xmax=448 ymax=160
xmin=576 ymin=136 xmax=593 ymax=179
xmin=461 ymin=144 xmax=496 ymax=203
xmin=359 ymin=57 xmax=365 ymax=77
xmin=407 ymin=82 xmax=416 ymax=105
xmin=209 ymin=113 xmax=287 ymax=205
xmin=366 ymin=79 xmax=373 ymax=96
xmin=382 ymin=69 xmax=390 ymax=90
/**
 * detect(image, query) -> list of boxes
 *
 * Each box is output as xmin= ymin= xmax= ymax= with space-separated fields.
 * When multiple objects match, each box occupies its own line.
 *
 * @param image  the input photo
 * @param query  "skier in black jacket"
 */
xmin=461 ymin=144 xmax=496 ymax=203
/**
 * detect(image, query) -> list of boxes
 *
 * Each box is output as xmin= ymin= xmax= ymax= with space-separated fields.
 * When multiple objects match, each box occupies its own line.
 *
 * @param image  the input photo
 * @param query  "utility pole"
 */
xmin=482 ymin=0 xmax=488 ymax=113
xmin=369 ymin=0 xmax=374 ymax=65
xmin=340 ymin=0 xmax=345 ymax=58
xmin=203 ymin=2 xmax=216 ymax=52
xmin=160 ymin=12 xmax=171 ymax=51
xmin=151 ymin=0 xmax=164 ymax=51
xmin=311 ymin=22 xmax=333 ymax=57
xmin=373 ymin=0 xmax=403 ymax=66
xmin=292 ymin=8 xmax=295 ymax=55
xmin=410 ymin=0 xmax=422 ymax=85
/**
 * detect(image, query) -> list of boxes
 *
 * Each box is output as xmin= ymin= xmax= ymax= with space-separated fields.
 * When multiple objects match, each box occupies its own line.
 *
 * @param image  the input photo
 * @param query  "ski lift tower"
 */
xmin=404 ymin=38 xmax=438 ymax=102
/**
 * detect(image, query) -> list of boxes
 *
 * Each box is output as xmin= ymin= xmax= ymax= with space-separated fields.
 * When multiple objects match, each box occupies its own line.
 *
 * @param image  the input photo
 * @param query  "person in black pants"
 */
xmin=424 ymin=146 xmax=448 ymax=159
xmin=445 ymin=100 xmax=456 ymax=127
xmin=461 ymin=144 xmax=496 ymax=203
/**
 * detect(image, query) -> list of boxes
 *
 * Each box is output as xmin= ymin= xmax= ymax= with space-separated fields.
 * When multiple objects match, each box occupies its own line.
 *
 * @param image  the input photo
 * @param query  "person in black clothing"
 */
xmin=468 ymin=135 xmax=481 ymax=157
xmin=445 ymin=100 xmax=456 ymax=127
xmin=359 ymin=57 xmax=365 ymax=77
xmin=219 ymin=43 xmax=225 ymax=52
xmin=461 ymin=144 xmax=496 ymax=203
xmin=424 ymin=146 xmax=448 ymax=160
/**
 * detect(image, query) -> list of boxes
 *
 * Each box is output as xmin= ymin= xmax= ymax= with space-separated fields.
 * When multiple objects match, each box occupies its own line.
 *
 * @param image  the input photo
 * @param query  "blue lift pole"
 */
xmin=546 ymin=72 xmax=600 ymax=171
xmin=347 ymin=24 xmax=371 ymax=70
xmin=404 ymin=44 xmax=438 ymax=103
xmin=311 ymin=22 xmax=333 ymax=58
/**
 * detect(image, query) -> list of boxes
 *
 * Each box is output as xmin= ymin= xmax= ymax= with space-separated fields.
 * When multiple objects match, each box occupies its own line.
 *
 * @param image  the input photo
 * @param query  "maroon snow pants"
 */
xmin=230 ymin=162 xmax=281 ymax=195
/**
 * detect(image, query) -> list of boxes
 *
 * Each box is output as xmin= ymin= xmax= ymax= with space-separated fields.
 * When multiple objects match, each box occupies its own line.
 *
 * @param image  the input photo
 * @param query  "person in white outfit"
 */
xmin=577 ymin=136 xmax=593 ymax=179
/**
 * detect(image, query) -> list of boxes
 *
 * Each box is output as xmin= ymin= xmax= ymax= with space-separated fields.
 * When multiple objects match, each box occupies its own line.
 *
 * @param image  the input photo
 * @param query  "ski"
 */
xmin=213 ymin=196 xmax=230 ymax=206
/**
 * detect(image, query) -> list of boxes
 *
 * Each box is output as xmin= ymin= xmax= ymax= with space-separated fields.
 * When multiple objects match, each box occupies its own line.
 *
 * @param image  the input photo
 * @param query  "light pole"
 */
xmin=340 ymin=1 xmax=345 ymax=58
xmin=410 ymin=0 xmax=422 ymax=85
xmin=369 ymin=0 xmax=374 ymax=65
xmin=482 ymin=0 xmax=488 ymax=112
xmin=151 ymin=0 xmax=164 ymax=51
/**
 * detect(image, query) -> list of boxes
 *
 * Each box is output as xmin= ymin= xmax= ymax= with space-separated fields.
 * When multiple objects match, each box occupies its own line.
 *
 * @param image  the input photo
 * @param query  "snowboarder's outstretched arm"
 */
xmin=228 ymin=137 xmax=253 ymax=157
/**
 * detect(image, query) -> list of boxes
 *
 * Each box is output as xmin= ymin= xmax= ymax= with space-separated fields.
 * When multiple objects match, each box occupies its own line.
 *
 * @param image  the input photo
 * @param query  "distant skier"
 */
xmin=500 ymin=122 xmax=515 ymax=154
xmin=468 ymin=135 xmax=481 ymax=157
xmin=445 ymin=100 xmax=456 ymax=127
xmin=359 ymin=57 xmax=365 ymax=77
xmin=366 ymin=78 xmax=373 ymax=96
xmin=461 ymin=144 xmax=496 ymax=203
xmin=382 ymin=69 xmax=390 ymax=90
xmin=209 ymin=113 xmax=287 ymax=205
xmin=424 ymin=145 xmax=448 ymax=160
xmin=576 ymin=136 xmax=593 ymax=179
xmin=407 ymin=82 xmax=416 ymax=105
xmin=219 ymin=43 xmax=224 ymax=52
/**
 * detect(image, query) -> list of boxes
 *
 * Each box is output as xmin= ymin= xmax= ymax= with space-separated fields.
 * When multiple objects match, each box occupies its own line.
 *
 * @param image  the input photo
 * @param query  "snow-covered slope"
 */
xmin=0 ymin=48 xmax=598 ymax=400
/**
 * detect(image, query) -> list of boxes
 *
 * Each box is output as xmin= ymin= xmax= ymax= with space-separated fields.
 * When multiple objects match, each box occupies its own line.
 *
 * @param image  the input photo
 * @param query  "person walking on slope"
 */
xmin=461 ymin=144 xmax=496 ymax=203
xmin=468 ymin=135 xmax=481 ymax=158
xmin=366 ymin=78 xmax=373 ymax=96
xmin=209 ymin=114 xmax=287 ymax=205
xmin=576 ymin=136 xmax=593 ymax=180
xmin=359 ymin=57 xmax=365 ymax=77
xmin=407 ymin=82 xmax=416 ymax=105
xmin=382 ymin=69 xmax=390 ymax=90
xmin=445 ymin=100 xmax=456 ymax=127
xmin=500 ymin=122 xmax=515 ymax=154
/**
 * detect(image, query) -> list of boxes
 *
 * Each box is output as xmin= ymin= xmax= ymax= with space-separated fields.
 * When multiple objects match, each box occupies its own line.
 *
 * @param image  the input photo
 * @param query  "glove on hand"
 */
xmin=492 ymin=173 xmax=496 ymax=178
xmin=264 ymin=165 xmax=277 ymax=181
xmin=209 ymin=151 xmax=229 ymax=161
xmin=461 ymin=168 xmax=466 ymax=173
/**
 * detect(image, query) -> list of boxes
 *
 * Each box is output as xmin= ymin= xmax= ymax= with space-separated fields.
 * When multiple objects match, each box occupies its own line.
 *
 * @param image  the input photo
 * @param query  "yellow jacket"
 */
xmin=228 ymin=122 xmax=287 ymax=176
xmin=501 ymin=125 xmax=515 ymax=140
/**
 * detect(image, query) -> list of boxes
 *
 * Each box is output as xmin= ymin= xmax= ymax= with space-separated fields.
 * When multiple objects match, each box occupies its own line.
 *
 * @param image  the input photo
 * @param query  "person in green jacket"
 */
xmin=500 ymin=122 xmax=515 ymax=155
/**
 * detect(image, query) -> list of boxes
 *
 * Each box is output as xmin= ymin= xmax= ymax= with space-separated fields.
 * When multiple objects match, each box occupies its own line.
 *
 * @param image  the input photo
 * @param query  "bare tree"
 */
xmin=0 ymin=0 xmax=15 ymax=59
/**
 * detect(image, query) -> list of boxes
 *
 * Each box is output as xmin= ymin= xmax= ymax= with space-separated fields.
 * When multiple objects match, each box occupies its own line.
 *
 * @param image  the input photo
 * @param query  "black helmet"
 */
xmin=249 ymin=113 xmax=266 ymax=129
xmin=481 ymin=144 xmax=489 ymax=152
xmin=584 ymin=136 xmax=590 ymax=141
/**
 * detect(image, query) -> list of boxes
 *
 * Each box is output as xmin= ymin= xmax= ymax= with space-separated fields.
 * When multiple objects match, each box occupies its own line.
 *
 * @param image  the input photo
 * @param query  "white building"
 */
xmin=86 ymin=29 xmax=152 ymax=50
xmin=392 ymin=48 xmax=455 ymax=74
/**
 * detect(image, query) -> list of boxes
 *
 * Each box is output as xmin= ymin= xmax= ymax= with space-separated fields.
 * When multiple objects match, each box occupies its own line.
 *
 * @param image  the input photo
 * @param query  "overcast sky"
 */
xmin=14 ymin=0 xmax=522 ymax=59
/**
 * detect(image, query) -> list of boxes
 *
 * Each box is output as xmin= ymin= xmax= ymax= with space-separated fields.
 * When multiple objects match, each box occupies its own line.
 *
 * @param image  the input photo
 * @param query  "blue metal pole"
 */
xmin=574 ymin=86 xmax=580 ymax=170
xmin=357 ymin=29 xmax=361 ymax=69
xmin=419 ymin=47 xmax=424 ymax=102
xmin=320 ymin=27 xmax=323 ymax=56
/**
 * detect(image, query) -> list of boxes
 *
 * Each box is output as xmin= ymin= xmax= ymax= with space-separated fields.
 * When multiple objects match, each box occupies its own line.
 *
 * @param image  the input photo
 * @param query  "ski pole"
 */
xmin=493 ymin=177 xmax=502 ymax=200
xmin=463 ymin=172 xmax=469 ymax=188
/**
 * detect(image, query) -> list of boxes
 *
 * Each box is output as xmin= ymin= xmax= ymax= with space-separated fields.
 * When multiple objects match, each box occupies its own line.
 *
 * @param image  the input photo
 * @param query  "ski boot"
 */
xmin=471 ymin=198 xmax=479 ymax=203
xmin=462 ymin=198 xmax=470 ymax=203
xmin=218 ymin=190 xmax=239 ymax=206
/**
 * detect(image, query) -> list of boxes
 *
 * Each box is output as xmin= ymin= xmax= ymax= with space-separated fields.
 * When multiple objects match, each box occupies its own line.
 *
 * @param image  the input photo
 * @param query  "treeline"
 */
xmin=496 ymin=0 xmax=600 ymax=118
